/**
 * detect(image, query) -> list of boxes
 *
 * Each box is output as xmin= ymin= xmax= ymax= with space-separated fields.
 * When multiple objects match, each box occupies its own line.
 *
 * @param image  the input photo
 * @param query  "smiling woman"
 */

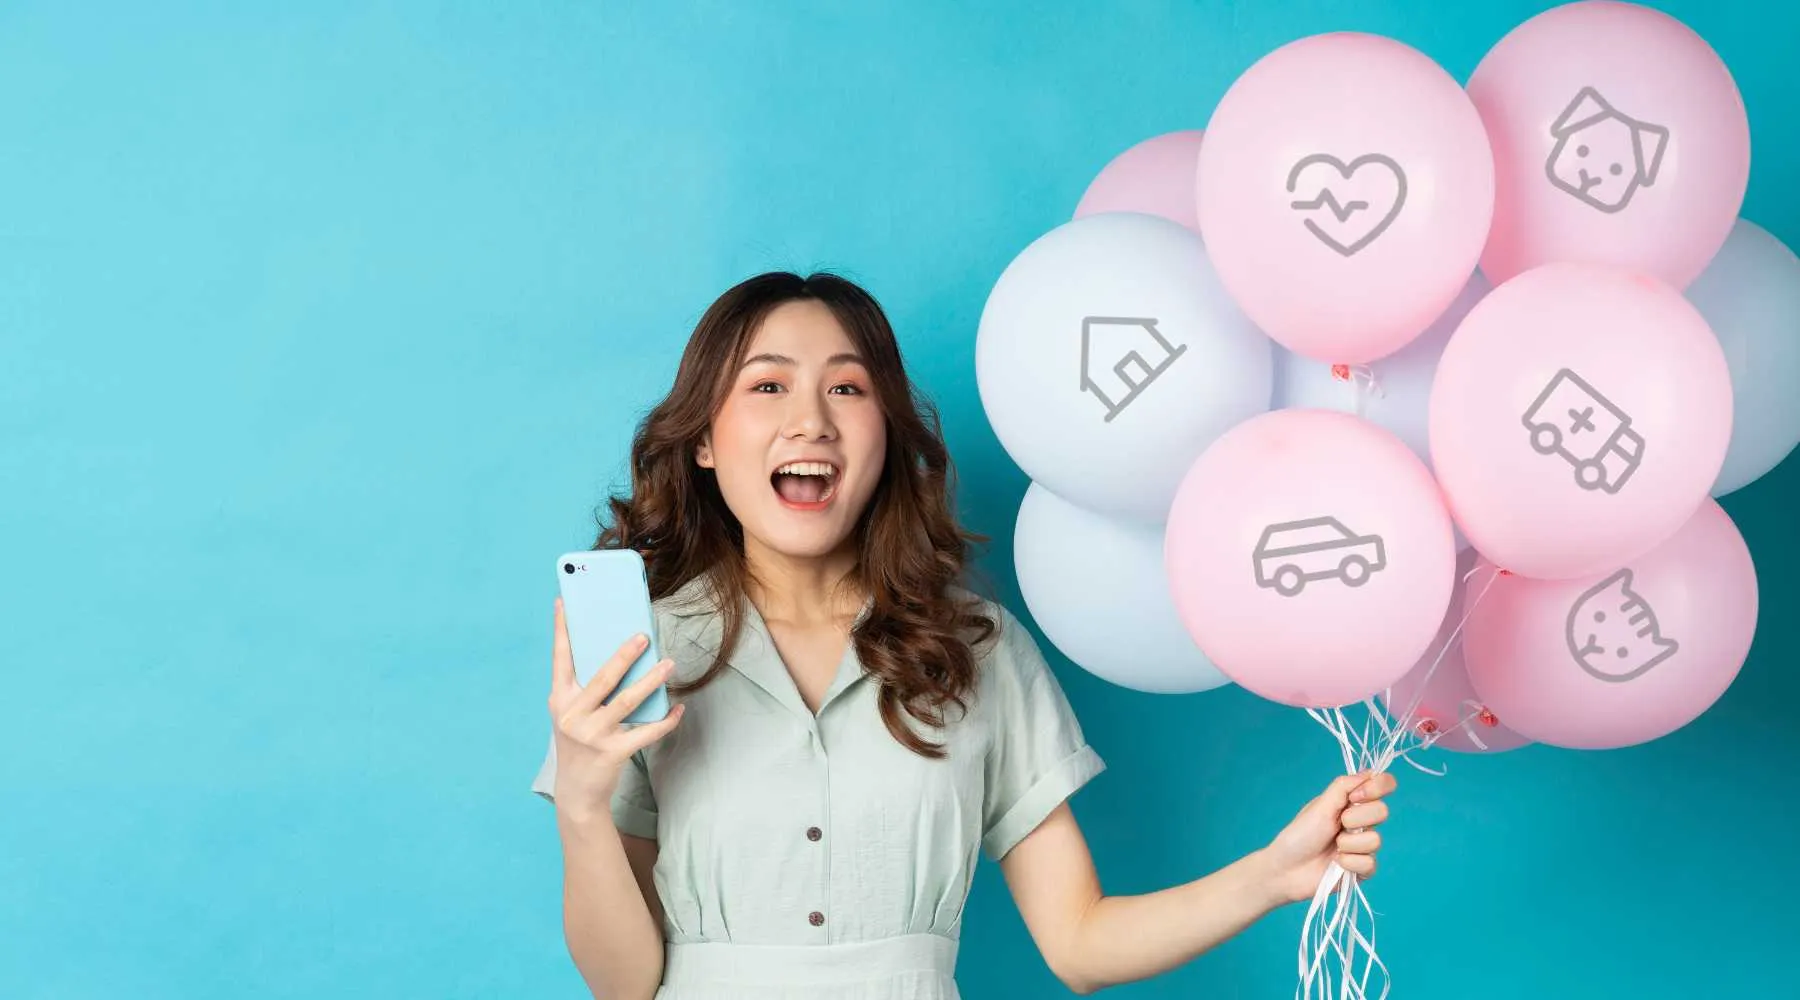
xmin=530 ymin=270 xmax=1397 ymax=1000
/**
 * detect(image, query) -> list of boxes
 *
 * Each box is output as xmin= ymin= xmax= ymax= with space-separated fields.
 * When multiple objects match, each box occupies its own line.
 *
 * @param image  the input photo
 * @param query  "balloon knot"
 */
xmin=1477 ymin=709 xmax=1499 ymax=728
xmin=1330 ymin=363 xmax=1352 ymax=381
xmin=1416 ymin=718 xmax=1440 ymax=736
xmin=1498 ymin=569 xmax=1514 ymax=577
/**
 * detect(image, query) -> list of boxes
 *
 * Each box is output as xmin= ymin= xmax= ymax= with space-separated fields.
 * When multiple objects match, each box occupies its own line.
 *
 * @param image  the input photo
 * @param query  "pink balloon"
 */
xmin=1197 ymin=32 xmax=1494 ymax=365
xmin=1467 ymin=1 xmax=1749 ymax=289
xmin=1380 ymin=550 xmax=1532 ymax=754
xmin=1429 ymin=262 xmax=1732 ymax=579
xmin=1075 ymin=130 xmax=1205 ymax=231
xmin=1165 ymin=409 xmax=1457 ymax=708
xmin=1462 ymin=499 xmax=1757 ymax=749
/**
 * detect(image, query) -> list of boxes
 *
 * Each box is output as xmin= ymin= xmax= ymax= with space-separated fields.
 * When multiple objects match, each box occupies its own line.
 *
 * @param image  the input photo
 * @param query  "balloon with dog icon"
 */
xmin=1197 ymin=30 xmax=1494 ymax=365
xmin=1466 ymin=0 xmax=1749 ymax=289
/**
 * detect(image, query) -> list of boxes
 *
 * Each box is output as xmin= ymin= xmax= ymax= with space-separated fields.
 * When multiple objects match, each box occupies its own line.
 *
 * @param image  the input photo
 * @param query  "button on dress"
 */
xmin=533 ymin=578 xmax=1106 ymax=999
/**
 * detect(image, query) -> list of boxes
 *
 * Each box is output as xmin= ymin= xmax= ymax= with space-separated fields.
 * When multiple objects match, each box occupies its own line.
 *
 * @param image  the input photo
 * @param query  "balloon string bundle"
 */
xmin=1295 ymin=565 xmax=1504 ymax=1000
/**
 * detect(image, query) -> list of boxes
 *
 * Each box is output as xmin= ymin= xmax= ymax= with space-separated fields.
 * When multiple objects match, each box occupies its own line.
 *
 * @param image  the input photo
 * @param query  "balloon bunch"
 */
xmin=976 ymin=3 xmax=1790 ymax=997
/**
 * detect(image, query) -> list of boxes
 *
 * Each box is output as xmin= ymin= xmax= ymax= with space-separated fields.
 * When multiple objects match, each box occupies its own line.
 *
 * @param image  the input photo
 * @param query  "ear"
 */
xmin=695 ymin=436 xmax=715 ymax=469
xmin=1634 ymin=121 xmax=1671 ymax=186
xmin=1549 ymin=86 xmax=1611 ymax=137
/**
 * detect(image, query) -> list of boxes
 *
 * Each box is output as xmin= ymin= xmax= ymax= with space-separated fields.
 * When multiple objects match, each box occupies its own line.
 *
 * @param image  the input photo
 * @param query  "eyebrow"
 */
xmin=738 ymin=351 xmax=866 ymax=369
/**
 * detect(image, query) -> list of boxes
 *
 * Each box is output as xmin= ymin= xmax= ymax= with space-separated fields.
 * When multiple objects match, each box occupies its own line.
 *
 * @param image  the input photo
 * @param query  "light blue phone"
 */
xmin=556 ymin=548 xmax=671 ymax=724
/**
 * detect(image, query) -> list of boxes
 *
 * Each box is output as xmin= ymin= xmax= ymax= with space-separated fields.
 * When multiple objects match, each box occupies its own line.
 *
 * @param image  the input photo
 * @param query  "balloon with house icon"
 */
xmin=975 ymin=211 xmax=1273 ymax=523
xmin=1465 ymin=0 xmax=1749 ymax=289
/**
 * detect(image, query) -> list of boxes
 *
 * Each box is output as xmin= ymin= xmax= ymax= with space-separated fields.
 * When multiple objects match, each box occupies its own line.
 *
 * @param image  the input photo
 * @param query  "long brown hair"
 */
xmin=591 ymin=271 xmax=995 ymax=757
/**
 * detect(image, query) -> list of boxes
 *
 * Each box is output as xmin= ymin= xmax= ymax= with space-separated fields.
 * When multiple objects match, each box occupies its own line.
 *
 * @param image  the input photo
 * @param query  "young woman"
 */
xmin=531 ymin=271 xmax=1396 ymax=999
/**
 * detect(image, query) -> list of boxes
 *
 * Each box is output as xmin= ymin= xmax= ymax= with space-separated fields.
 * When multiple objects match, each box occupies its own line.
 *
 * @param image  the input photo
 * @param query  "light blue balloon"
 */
xmin=976 ymin=212 xmax=1273 ymax=524
xmin=1272 ymin=272 xmax=1490 ymax=550
xmin=1013 ymin=483 xmax=1228 ymax=694
xmin=1684 ymin=218 xmax=1800 ymax=497
xmin=1273 ymin=271 xmax=1489 ymax=467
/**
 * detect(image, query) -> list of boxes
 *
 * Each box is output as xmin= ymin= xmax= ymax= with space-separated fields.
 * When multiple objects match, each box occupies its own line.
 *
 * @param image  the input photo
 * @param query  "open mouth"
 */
xmin=771 ymin=461 xmax=839 ymax=510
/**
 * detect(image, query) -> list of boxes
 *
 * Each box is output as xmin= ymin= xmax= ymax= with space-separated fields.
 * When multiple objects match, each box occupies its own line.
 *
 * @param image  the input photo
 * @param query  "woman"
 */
xmin=531 ymin=271 xmax=1396 ymax=999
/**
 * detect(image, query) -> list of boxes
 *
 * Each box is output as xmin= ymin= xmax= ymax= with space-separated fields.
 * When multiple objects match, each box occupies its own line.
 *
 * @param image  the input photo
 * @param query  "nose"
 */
xmin=782 ymin=387 xmax=837 ymax=441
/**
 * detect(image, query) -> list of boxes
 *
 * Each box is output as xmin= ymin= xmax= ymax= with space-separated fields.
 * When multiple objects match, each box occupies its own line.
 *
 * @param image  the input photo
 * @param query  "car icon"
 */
xmin=1252 ymin=516 xmax=1387 ymax=597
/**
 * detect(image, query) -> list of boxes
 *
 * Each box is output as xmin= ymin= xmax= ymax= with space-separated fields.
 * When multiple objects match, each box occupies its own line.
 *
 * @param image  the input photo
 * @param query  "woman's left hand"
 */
xmin=1257 ymin=771 xmax=1398 ymax=906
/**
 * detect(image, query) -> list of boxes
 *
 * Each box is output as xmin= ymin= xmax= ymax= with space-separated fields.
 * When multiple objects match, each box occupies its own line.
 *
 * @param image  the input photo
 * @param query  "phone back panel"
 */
xmin=555 ymin=549 xmax=671 ymax=724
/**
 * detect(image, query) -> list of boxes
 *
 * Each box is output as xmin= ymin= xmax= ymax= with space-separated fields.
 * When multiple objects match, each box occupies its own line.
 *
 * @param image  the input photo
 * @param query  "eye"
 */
xmin=1576 ymin=144 xmax=1589 ymax=157
xmin=829 ymin=382 xmax=865 ymax=396
xmin=750 ymin=380 xmax=784 ymax=394
xmin=1609 ymin=163 xmax=1624 ymax=176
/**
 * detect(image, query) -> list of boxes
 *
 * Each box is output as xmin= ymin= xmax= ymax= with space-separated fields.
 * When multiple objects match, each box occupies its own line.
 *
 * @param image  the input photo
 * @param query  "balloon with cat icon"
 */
xmin=1459 ymin=498 xmax=1758 ymax=750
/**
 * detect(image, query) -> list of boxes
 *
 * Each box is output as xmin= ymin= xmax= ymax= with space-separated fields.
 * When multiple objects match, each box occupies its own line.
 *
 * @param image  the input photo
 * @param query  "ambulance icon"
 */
xmin=1520 ymin=368 xmax=1644 ymax=494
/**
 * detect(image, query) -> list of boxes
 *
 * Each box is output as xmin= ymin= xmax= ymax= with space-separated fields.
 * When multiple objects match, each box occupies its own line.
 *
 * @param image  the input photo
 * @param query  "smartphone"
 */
xmin=555 ymin=548 xmax=671 ymax=725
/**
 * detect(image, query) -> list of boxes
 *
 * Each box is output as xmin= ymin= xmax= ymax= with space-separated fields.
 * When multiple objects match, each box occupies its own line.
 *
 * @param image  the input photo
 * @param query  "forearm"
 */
xmin=556 ymin=808 xmax=664 ymax=1000
xmin=1062 ymin=849 xmax=1289 ymax=993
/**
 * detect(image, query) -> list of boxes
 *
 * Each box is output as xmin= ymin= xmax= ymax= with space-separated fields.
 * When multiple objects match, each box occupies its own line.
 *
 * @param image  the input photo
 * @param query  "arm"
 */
xmin=1001 ymin=773 xmax=1395 ymax=995
xmin=555 ymin=814 xmax=665 ymax=1000
xmin=541 ymin=598 xmax=686 ymax=1000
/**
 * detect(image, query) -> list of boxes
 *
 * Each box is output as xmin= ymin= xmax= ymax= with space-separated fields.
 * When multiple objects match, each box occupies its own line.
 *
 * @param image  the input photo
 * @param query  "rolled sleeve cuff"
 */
xmin=981 ymin=744 xmax=1106 ymax=861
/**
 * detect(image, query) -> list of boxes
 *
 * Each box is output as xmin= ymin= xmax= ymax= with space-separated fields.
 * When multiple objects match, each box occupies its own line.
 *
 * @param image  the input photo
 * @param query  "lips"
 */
xmin=770 ymin=460 xmax=840 ymax=510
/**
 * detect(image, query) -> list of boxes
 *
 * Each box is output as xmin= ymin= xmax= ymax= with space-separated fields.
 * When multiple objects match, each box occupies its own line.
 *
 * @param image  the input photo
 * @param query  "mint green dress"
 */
xmin=532 ymin=578 xmax=1106 ymax=999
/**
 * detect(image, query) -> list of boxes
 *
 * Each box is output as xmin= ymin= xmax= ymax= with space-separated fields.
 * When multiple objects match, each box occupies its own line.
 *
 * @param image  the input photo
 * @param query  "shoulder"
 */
xmin=650 ymin=576 xmax=727 ymax=681
xmin=946 ymin=587 xmax=1052 ymax=688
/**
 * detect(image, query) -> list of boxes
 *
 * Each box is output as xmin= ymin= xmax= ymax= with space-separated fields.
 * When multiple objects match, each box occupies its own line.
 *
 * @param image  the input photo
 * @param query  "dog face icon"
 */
xmin=1544 ymin=86 xmax=1669 ymax=213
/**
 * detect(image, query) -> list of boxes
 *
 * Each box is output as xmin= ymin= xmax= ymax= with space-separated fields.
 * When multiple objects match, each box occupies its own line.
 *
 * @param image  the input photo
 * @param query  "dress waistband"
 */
xmin=663 ymin=934 xmax=958 ymax=987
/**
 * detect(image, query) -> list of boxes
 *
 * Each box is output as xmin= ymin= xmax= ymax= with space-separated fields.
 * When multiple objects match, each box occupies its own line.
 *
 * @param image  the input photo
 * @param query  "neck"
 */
xmin=742 ymin=536 xmax=863 ymax=626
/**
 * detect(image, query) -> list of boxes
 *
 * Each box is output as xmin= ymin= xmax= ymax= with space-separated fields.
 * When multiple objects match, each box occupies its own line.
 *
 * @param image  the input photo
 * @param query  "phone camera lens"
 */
xmin=562 ymin=562 xmax=576 ymax=575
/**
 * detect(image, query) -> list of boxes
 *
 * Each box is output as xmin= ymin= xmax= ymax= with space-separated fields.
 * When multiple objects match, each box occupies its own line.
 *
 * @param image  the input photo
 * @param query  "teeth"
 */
xmin=775 ymin=462 xmax=837 ymax=478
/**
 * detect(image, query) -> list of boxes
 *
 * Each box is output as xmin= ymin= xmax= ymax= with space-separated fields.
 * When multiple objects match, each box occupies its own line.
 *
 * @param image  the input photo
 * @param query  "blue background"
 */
xmin=3 ymin=1 xmax=1793 ymax=996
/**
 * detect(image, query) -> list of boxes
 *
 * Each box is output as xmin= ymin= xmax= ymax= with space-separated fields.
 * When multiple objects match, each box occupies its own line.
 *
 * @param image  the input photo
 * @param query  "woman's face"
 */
xmin=698 ymin=300 xmax=888 ymax=562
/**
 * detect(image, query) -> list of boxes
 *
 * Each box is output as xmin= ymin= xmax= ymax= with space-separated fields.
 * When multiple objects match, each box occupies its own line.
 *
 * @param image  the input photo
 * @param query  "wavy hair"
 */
xmin=591 ymin=271 xmax=994 ymax=757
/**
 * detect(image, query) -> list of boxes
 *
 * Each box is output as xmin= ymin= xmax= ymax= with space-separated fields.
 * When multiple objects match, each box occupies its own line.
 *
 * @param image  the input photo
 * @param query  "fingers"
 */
xmin=1350 ymin=771 xmax=1397 ymax=803
xmin=1337 ymin=852 xmax=1378 ymax=878
xmin=1340 ymin=800 xmax=1389 ymax=830
xmin=551 ymin=598 xmax=576 ymax=693
xmin=572 ymin=633 xmax=654 ymax=711
xmin=622 ymin=702 xmax=688 ymax=751
xmin=596 ymin=657 xmax=677 ymax=722
xmin=1336 ymin=829 xmax=1381 ymax=855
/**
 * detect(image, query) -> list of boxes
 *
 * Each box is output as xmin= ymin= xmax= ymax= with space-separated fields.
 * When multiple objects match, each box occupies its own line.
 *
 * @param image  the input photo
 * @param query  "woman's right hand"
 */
xmin=546 ymin=596 xmax=686 ymax=823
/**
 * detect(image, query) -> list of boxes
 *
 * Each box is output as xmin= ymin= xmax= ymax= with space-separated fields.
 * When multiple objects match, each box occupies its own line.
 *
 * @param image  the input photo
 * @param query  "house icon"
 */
xmin=1078 ymin=316 xmax=1187 ymax=422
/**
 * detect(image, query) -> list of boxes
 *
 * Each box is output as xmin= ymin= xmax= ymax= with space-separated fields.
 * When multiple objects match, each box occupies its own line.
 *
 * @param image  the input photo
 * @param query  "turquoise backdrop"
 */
xmin=3 ymin=1 xmax=1793 ymax=996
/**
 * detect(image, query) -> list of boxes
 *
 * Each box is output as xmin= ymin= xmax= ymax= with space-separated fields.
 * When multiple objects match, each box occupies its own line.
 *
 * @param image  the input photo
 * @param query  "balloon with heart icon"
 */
xmin=1196 ymin=31 xmax=1495 ymax=366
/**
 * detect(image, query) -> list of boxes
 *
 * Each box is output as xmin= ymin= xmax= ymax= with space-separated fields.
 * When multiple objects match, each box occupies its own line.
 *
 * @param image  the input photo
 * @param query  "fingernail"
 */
xmin=635 ymin=633 xmax=650 ymax=649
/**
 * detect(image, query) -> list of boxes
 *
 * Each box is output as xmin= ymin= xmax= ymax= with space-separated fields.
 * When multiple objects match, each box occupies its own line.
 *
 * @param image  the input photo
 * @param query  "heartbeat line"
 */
xmin=1289 ymin=191 xmax=1368 ymax=221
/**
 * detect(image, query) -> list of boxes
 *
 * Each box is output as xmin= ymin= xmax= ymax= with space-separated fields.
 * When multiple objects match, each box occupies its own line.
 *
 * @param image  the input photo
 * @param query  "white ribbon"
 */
xmin=1293 ymin=566 xmax=1504 ymax=1000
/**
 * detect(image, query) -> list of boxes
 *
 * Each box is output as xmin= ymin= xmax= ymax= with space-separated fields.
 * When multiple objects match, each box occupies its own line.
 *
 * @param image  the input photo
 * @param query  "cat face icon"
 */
xmin=1545 ymin=87 xmax=1669 ymax=214
xmin=1564 ymin=568 xmax=1679 ymax=683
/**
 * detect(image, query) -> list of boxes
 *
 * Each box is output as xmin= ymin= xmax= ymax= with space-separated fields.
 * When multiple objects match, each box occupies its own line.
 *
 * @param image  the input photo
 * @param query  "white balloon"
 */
xmin=1014 ymin=483 xmax=1229 ymax=694
xmin=1685 ymin=218 xmax=1800 ymax=496
xmin=976 ymin=212 xmax=1273 ymax=523
xmin=1272 ymin=272 xmax=1489 ymax=551
xmin=1273 ymin=271 xmax=1488 ymax=468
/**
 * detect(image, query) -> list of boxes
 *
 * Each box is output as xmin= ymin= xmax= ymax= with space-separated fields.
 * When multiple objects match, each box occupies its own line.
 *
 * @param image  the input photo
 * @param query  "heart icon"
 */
xmin=1285 ymin=153 xmax=1408 ymax=256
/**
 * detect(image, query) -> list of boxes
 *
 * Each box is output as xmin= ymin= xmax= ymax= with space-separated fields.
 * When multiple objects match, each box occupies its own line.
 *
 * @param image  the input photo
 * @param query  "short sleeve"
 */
xmin=980 ymin=608 xmax=1106 ymax=860
xmin=529 ymin=735 xmax=659 ymax=840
